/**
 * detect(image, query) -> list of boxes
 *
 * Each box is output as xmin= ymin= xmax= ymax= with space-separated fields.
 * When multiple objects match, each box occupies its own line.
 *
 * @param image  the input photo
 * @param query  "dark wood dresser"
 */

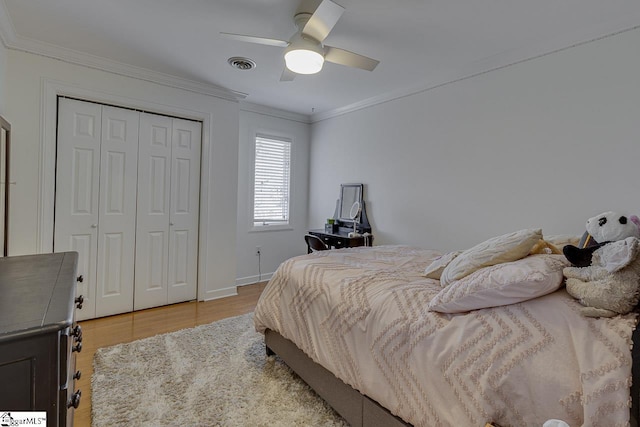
xmin=0 ymin=252 xmax=83 ymax=426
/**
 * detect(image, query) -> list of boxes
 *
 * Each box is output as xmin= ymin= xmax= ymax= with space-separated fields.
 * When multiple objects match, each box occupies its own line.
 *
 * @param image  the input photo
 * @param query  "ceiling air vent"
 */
xmin=228 ymin=57 xmax=256 ymax=70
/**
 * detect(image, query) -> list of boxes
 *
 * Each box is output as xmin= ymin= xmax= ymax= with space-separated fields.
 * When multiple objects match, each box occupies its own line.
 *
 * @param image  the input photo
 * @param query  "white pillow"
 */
xmin=428 ymin=254 xmax=569 ymax=313
xmin=440 ymin=228 xmax=543 ymax=287
xmin=424 ymin=251 xmax=462 ymax=280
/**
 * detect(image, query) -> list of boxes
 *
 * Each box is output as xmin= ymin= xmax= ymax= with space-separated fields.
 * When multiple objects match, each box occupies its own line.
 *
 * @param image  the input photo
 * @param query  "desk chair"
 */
xmin=305 ymin=234 xmax=329 ymax=253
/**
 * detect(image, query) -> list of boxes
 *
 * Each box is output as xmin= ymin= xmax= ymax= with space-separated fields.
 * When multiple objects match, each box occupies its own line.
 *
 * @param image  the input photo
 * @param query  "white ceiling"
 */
xmin=1 ymin=0 xmax=640 ymax=117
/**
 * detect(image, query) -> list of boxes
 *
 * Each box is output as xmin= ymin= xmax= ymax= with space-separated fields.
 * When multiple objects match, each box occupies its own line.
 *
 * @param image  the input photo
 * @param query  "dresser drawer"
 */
xmin=59 ymin=324 xmax=82 ymax=426
xmin=332 ymin=238 xmax=346 ymax=248
xmin=0 ymin=333 xmax=58 ymax=413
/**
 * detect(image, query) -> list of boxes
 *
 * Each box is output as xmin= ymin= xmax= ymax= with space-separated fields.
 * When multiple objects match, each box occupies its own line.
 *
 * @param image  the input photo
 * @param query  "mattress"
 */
xmin=254 ymin=245 xmax=637 ymax=427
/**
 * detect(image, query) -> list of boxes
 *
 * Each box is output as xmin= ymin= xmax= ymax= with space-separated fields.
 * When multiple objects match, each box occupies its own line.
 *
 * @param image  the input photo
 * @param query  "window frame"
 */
xmin=249 ymin=132 xmax=294 ymax=232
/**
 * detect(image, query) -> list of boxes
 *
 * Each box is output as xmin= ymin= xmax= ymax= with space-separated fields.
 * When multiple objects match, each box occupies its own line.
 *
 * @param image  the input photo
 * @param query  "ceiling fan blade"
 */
xmin=324 ymin=46 xmax=379 ymax=71
xmin=302 ymin=0 xmax=345 ymax=43
xmin=280 ymin=67 xmax=296 ymax=82
xmin=220 ymin=32 xmax=289 ymax=48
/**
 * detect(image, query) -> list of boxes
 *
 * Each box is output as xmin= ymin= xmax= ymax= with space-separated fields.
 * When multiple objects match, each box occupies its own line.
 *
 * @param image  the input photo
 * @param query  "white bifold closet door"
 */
xmin=134 ymin=113 xmax=201 ymax=311
xmin=54 ymin=98 xmax=200 ymax=320
xmin=55 ymin=99 xmax=139 ymax=320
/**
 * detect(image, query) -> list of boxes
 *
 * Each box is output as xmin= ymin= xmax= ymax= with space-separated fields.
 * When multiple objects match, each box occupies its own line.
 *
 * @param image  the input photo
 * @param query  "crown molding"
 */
xmin=2 ymin=1 xmax=638 ymax=122
xmin=12 ymin=36 xmax=245 ymax=102
xmin=0 ymin=1 xmax=244 ymax=102
xmin=0 ymin=1 xmax=15 ymax=49
xmin=311 ymin=20 xmax=640 ymax=123
xmin=239 ymin=101 xmax=310 ymax=124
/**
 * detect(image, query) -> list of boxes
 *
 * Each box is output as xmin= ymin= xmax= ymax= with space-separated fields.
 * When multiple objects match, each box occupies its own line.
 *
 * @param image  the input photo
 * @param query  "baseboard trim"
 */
xmin=201 ymin=286 xmax=237 ymax=301
xmin=236 ymin=273 xmax=274 ymax=287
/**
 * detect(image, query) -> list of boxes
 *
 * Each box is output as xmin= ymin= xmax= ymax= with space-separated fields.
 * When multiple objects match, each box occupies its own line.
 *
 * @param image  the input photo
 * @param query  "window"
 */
xmin=253 ymin=134 xmax=291 ymax=227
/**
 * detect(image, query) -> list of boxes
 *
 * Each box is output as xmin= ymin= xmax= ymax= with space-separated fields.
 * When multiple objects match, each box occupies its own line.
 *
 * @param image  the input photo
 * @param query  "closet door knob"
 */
xmin=170 ymin=222 xmax=174 ymax=226
xmin=91 ymin=224 xmax=97 ymax=228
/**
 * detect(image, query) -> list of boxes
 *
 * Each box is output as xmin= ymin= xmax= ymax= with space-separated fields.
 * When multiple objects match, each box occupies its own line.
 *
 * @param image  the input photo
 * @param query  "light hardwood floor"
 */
xmin=73 ymin=281 xmax=267 ymax=427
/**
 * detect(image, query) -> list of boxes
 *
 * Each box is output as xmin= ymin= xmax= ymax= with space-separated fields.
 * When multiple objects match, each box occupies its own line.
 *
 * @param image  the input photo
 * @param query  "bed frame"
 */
xmin=266 ymin=323 xmax=640 ymax=427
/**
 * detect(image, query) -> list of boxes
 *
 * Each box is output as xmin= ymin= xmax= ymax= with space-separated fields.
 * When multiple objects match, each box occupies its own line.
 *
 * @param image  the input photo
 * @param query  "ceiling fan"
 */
xmin=221 ymin=0 xmax=379 ymax=81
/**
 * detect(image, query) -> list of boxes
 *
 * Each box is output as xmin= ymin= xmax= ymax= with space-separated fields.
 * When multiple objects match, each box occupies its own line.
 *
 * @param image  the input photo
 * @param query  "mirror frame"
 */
xmin=338 ymin=183 xmax=363 ymax=222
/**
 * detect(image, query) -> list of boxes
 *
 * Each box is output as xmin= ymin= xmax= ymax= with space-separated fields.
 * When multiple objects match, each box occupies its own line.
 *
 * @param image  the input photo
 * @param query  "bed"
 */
xmin=254 ymin=232 xmax=640 ymax=427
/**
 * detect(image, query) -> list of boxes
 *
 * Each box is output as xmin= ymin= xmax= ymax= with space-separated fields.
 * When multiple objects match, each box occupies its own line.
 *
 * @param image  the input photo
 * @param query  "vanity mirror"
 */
xmin=348 ymin=201 xmax=361 ymax=238
xmin=308 ymin=184 xmax=373 ymax=250
xmin=333 ymin=183 xmax=371 ymax=234
xmin=339 ymin=184 xmax=362 ymax=221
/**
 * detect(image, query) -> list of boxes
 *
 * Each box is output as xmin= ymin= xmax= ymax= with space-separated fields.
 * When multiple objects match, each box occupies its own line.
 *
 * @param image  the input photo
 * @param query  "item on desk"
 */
xmin=349 ymin=201 xmax=361 ymax=238
xmin=363 ymin=232 xmax=371 ymax=246
xmin=325 ymin=218 xmax=338 ymax=233
xmin=325 ymin=224 xmax=337 ymax=233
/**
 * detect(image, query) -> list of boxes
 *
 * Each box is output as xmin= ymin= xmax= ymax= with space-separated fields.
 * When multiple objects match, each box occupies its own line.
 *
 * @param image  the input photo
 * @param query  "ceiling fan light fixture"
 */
xmin=221 ymin=2 xmax=378 ymax=79
xmin=285 ymin=48 xmax=324 ymax=74
xmin=284 ymin=32 xmax=324 ymax=75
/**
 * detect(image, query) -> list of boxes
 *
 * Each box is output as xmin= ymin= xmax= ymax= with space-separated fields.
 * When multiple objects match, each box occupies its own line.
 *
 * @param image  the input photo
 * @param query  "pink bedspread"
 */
xmin=254 ymin=245 xmax=637 ymax=427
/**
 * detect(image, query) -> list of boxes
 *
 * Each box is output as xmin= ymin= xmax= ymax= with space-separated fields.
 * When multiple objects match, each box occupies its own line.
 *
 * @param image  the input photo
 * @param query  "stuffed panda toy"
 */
xmin=563 ymin=211 xmax=640 ymax=267
xmin=564 ymin=236 xmax=640 ymax=317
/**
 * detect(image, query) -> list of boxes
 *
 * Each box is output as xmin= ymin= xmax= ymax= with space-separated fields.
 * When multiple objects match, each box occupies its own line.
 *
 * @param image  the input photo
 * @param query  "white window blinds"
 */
xmin=253 ymin=135 xmax=291 ymax=226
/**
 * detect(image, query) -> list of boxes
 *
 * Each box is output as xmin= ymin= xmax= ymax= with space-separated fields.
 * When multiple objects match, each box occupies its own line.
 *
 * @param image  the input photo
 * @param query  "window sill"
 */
xmin=250 ymin=224 xmax=294 ymax=233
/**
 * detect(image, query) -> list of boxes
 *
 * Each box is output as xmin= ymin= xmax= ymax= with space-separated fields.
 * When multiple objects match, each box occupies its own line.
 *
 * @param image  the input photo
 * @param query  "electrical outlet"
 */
xmin=255 ymin=246 xmax=262 ymax=256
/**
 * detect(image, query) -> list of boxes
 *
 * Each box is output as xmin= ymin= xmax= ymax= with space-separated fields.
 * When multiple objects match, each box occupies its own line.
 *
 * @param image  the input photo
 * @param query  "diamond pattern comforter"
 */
xmin=254 ymin=245 xmax=637 ymax=427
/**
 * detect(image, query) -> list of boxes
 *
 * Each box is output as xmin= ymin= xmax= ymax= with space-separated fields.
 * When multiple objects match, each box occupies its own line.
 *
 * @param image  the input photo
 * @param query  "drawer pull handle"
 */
xmin=72 ymin=325 xmax=83 ymax=342
xmin=72 ymin=342 xmax=82 ymax=353
xmin=77 ymin=275 xmax=84 ymax=283
xmin=68 ymin=390 xmax=82 ymax=409
xmin=75 ymin=295 xmax=84 ymax=309
xmin=73 ymin=370 xmax=82 ymax=380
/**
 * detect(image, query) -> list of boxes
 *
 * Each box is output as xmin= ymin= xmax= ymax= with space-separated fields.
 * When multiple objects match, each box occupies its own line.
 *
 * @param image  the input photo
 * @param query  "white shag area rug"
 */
xmin=92 ymin=313 xmax=347 ymax=427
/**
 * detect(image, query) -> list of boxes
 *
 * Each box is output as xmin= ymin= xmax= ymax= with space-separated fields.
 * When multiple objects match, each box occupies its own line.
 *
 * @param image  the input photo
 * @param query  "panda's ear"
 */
xmin=619 ymin=216 xmax=628 ymax=224
xmin=595 ymin=237 xmax=640 ymax=272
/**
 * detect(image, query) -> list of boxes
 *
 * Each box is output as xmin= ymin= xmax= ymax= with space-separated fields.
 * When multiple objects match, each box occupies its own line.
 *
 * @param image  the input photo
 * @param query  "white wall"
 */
xmin=309 ymin=28 xmax=640 ymax=252
xmin=236 ymin=104 xmax=310 ymax=285
xmin=5 ymin=49 xmax=240 ymax=299
xmin=0 ymin=40 xmax=6 ymax=115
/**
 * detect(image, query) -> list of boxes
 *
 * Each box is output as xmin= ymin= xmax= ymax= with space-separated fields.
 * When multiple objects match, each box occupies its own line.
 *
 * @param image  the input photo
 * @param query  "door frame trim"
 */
xmin=39 ymin=78 xmax=212 ymax=301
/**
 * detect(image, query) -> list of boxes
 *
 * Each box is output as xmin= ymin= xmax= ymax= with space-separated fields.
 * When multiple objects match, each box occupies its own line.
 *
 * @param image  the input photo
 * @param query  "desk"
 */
xmin=308 ymin=229 xmax=373 ymax=251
